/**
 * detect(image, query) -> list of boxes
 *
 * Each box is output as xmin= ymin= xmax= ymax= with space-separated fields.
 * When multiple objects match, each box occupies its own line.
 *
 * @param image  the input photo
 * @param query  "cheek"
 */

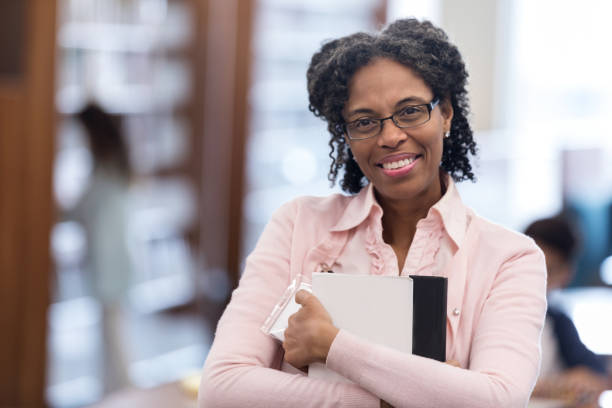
xmin=352 ymin=152 xmax=368 ymax=170
xmin=437 ymin=138 xmax=445 ymax=162
xmin=423 ymin=134 xmax=444 ymax=163
xmin=348 ymin=144 xmax=372 ymax=173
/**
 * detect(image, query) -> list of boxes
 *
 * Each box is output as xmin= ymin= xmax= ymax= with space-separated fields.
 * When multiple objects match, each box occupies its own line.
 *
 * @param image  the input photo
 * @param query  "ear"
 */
xmin=335 ymin=123 xmax=351 ymax=146
xmin=440 ymin=97 xmax=454 ymax=130
xmin=342 ymin=132 xmax=354 ymax=149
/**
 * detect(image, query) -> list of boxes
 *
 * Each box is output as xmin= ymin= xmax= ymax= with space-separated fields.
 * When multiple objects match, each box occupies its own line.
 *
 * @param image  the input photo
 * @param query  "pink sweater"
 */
xmin=199 ymin=179 xmax=547 ymax=407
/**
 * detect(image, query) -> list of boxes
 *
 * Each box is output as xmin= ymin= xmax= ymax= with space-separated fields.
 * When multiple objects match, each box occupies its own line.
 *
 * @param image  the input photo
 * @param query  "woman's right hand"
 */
xmin=282 ymin=290 xmax=338 ymax=369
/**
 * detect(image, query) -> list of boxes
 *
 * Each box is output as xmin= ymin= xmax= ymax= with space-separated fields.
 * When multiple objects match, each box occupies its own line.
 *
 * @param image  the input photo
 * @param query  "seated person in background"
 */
xmin=525 ymin=217 xmax=610 ymax=405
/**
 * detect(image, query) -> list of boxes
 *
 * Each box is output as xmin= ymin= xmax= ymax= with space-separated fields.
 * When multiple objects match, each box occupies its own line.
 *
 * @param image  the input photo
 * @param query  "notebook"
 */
xmin=308 ymin=273 xmax=447 ymax=382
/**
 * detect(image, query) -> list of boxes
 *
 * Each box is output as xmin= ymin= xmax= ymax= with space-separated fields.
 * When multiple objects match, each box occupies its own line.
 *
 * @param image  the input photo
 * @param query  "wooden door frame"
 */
xmin=196 ymin=0 xmax=254 ymax=326
xmin=0 ymin=0 xmax=57 ymax=405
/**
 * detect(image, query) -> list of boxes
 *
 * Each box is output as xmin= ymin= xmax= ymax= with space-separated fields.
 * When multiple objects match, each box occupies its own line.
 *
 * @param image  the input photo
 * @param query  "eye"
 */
xmin=348 ymin=118 xmax=378 ymax=131
xmin=356 ymin=118 xmax=374 ymax=127
xmin=397 ymin=105 xmax=425 ymax=119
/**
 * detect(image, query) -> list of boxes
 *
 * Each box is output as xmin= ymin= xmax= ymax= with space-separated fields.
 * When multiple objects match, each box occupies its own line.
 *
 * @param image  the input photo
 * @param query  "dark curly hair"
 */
xmin=307 ymin=18 xmax=477 ymax=194
xmin=524 ymin=217 xmax=579 ymax=263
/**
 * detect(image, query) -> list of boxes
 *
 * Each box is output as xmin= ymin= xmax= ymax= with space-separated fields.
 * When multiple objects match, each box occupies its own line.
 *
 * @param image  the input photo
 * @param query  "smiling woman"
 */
xmin=199 ymin=18 xmax=547 ymax=408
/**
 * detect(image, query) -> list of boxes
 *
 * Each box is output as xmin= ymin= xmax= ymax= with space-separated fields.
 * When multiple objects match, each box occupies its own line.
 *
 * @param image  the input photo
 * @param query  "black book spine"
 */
xmin=409 ymin=275 xmax=448 ymax=362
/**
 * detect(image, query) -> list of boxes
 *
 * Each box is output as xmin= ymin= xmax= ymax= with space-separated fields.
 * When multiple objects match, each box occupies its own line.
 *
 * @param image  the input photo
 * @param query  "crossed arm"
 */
xmin=198 ymin=204 xmax=547 ymax=407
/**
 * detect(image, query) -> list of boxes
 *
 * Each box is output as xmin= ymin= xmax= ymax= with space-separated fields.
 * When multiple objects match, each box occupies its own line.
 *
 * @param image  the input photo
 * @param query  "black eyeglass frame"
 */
xmin=339 ymin=97 xmax=441 ymax=141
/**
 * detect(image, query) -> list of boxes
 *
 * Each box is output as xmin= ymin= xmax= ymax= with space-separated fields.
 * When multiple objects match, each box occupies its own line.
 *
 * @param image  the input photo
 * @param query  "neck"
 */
xmin=377 ymin=174 xmax=444 ymax=248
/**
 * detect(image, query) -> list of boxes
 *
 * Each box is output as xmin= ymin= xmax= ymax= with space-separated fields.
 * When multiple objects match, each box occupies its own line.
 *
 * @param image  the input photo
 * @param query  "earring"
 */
xmin=444 ymin=130 xmax=451 ymax=138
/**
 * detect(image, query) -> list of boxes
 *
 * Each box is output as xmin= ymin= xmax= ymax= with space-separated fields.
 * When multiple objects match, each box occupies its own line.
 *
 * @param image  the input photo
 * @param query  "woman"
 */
xmin=199 ymin=19 xmax=546 ymax=407
xmin=74 ymin=103 xmax=133 ymax=393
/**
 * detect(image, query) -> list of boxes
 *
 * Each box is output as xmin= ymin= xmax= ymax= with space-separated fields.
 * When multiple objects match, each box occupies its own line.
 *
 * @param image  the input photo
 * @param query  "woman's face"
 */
xmin=342 ymin=58 xmax=453 ymax=205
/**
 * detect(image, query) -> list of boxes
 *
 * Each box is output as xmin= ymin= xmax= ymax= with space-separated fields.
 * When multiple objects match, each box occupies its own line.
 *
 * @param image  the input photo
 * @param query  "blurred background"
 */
xmin=1 ymin=0 xmax=612 ymax=407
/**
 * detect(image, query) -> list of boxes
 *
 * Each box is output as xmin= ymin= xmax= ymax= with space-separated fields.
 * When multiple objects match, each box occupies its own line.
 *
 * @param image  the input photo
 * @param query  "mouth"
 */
xmin=376 ymin=154 xmax=422 ymax=177
xmin=376 ymin=154 xmax=422 ymax=169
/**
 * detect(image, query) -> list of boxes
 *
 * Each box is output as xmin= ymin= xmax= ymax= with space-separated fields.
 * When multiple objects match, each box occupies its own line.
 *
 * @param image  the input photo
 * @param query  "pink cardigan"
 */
xmin=199 ymin=180 xmax=547 ymax=407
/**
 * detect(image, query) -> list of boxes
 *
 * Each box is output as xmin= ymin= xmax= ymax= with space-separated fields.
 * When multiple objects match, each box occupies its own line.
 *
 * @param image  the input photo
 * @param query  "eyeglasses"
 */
xmin=341 ymin=97 xmax=440 ymax=141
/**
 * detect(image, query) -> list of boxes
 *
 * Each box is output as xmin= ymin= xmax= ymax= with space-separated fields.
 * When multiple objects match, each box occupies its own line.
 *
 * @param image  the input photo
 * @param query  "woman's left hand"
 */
xmin=283 ymin=290 xmax=339 ymax=369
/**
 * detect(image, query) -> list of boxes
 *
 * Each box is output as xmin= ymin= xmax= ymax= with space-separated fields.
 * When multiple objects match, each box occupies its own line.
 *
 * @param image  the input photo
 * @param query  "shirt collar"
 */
xmin=330 ymin=174 xmax=468 ymax=248
xmin=330 ymin=183 xmax=380 ymax=233
xmin=430 ymin=176 xmax=467 ymax=248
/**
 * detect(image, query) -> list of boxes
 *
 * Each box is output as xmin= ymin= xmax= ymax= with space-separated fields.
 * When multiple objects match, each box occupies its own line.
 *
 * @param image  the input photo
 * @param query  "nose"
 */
xmin=377 ymin=117 xmax=407 ymax=148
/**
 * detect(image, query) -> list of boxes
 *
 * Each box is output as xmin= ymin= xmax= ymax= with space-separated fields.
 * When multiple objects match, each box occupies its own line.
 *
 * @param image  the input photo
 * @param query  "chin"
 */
xmin=374 ymin=182 xmax=424 ymax=202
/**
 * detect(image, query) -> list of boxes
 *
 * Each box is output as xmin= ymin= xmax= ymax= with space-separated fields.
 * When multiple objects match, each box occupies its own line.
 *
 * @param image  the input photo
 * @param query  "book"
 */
xmin=309 ymin=273 xmax=413 ymax=382
xmin=308 ymin=273 xmax=447 ymax=382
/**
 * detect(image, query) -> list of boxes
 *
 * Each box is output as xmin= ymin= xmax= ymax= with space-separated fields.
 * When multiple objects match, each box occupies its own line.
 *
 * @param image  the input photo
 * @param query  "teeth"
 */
xmin=382 ymin=157 xmax=415 ymax=170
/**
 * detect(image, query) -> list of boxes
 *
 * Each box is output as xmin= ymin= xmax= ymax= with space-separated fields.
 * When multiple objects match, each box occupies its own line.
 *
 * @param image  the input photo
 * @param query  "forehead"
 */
xmin=344 ymin=58 xmax=432 ymax=114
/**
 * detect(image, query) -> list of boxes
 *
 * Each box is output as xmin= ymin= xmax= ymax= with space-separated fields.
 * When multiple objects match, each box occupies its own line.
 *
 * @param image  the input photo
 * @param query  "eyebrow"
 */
xmin=345 ymin=96 xmax=430 ymax=119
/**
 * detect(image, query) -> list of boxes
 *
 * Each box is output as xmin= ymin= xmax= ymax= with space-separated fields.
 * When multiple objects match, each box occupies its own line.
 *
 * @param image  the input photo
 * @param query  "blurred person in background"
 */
xmin=74 ymin=103 xmax=133 ymax=393
xmin=525 ymin=216 xmax=610 ymax=406
xmin=199 ymin=18 xmax=547 ymax=407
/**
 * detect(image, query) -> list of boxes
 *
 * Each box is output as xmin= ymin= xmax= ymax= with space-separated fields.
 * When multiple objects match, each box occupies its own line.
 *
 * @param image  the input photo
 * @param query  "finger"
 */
xmin=282 ymin=333 xmax=295 ymax=348
xmin=295 ymin=289 xmax=312 ymax=305
xmin=288 ymin=312 xmax=296 ymax=326
xmin=445 ymin=360 xmax=461 ymax=368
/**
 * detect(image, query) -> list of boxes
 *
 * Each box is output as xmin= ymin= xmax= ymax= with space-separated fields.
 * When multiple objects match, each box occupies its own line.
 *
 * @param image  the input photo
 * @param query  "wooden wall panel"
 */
xmin=198 ymin=0 xmax=254 ymax=326
xmin=0 ymin=0 xmax=57 ymax=406
xmin=0 ymin=1 xmax=26 ymax=76
xmin=0 ymin=88 xmax=27 ymax=404
xmin=227 ymin=0 xmax=254 ymax=291
xmin=19 ymin=0 xmax=57 ymax=403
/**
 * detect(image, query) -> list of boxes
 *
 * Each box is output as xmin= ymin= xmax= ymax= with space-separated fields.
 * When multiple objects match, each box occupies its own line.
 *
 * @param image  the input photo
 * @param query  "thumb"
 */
xmin=295 ymin=289 xmax=312 ymax=305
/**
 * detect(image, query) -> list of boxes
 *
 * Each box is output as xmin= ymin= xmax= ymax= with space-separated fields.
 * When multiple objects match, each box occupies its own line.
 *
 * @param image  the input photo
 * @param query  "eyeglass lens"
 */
xmin=346 ymin=103 xmax=433 ymax=140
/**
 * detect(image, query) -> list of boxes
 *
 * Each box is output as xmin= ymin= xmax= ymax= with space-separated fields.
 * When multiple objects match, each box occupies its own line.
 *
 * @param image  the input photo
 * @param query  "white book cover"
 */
xmin=309 ymin=273 xmax=413 ymax=383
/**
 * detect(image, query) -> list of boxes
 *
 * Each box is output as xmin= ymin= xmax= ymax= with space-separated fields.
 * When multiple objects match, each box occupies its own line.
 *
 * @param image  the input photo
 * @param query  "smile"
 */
xmin=381 ymin=157 xmax=417 ymax=170
xmin=376 ymin=154 xmax=422 ymax=177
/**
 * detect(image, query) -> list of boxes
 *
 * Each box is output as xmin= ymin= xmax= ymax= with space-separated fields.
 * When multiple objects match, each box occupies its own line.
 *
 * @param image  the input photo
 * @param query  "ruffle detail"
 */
xmin=365 ymin=224 xmax=385 ymax=275
xmin=363 ymin=207 xmax=445 ymax=276
xmin=404 ymin=216 xmax=443 ymax=276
